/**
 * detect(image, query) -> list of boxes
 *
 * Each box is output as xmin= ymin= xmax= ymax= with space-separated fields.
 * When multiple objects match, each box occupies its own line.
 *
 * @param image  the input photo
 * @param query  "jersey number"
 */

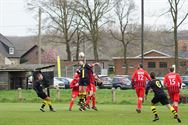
xmin=156 ymin=81 xmax=161 ymax=88
xmin=169 ymin=78 xmax=176 ymax=85
xmin=138 ymin=74 xmax=144 ymax=80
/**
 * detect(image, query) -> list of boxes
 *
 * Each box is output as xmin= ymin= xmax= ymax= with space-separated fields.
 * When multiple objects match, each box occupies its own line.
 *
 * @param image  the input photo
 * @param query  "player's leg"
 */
xmin=166 ymin=104 xmax=181 ymax=123
xmin=44 ymin=96 xmax=55 ymax=112
xmin=69 ymin=92 xmax=78 ymax=111
xmin=38 ymin=93 xmax=49 ymax=112
xmin=136 ymin=88 xmax=144 ymax=113
xmin=151 ymin=97 xmax=160 ymax=121
xmin=85 ymin=85 xmax=92 ymax=109
xmin=172 ymin=93 xmax=180 ymax=113
xmin=91 ymin=85 xmax=97 ymax=111
xmin=40 ymin=99 xmax=47 ymax=112
xmin=91 ymin=92 xmax=97 ymax=111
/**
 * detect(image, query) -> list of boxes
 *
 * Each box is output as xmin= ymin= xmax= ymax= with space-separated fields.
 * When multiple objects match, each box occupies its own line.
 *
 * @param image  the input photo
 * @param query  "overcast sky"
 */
xmin=0 ymin=0 xmax=188 ymax=36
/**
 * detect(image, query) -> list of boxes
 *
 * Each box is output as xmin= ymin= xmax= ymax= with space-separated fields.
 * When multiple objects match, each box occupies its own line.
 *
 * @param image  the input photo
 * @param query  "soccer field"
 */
xmin=0 ymin=103 xmax=187 ymax=125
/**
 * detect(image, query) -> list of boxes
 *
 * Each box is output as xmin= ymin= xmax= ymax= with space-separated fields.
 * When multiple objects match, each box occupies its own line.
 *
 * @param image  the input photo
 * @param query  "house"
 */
xmin=113 ymin=50 xmax=188 ymax=76
xmin=0 ymin=64 xmax=55 ymax=90
xmin=0 ymin=33 xmax=21 ymax=64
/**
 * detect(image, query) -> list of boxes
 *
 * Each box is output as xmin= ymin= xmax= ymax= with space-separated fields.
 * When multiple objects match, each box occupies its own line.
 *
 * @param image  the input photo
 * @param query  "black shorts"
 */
xmin=151 ymin=94 xmax=169 ymax=105
xmin=79 ymin=78 xmax=89 ymax=86
xmin=37 ymin=92 xmax=48 ymax=99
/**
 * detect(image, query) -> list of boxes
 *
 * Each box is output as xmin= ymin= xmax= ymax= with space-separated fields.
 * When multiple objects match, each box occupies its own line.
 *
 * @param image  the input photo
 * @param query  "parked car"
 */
xmin=62 ymin=77 xmax=73 ymax=89
xmin=98 ymin=75 xmax=112 ymax=89
xmin=181 ymin=76 xmax=188 ymax=86
xmin=53 ymin=77 xmax=65 ymax=89
xmin=27 ymin=76 xmax=33 ymax=89
xmin=112 ymin=75 xmax=132 ymax=90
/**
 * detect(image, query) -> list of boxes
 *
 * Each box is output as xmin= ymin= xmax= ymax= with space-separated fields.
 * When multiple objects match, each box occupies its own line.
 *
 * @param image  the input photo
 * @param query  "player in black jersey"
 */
xmin=145 ymin=72 xmax=181 ymax=123
xmin=34 ymin=72 xmax=55 ymax=112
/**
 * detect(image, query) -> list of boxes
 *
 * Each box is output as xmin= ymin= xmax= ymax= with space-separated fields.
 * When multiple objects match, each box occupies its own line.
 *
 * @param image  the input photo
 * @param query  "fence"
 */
xmin=17 ymin=87 xmax=116 ymax=103
xmin=58 ymin=66 xmax=102 ymax=78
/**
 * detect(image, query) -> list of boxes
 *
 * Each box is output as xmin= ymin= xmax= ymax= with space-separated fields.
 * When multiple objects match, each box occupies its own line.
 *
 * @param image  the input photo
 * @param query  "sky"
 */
xmin=0 ymin=0 xmax=188 ymax=36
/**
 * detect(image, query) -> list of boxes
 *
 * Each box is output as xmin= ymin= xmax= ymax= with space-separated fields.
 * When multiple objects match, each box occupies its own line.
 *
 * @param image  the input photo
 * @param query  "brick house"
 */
xmin=113 ymin=50 xmax=188 ymax=76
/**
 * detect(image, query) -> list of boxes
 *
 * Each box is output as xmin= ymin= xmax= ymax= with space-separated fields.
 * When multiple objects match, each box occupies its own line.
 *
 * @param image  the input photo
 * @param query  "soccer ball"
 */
xmin=79 ymin=52 xmax=85 ymax=58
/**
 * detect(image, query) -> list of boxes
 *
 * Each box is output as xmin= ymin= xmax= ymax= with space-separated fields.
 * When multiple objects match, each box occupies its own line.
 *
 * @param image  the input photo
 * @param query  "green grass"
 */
xmin=0 ymin=103 xmax=188 ymax=125
xmin=0 ymin=89 xmax=188 ymax=104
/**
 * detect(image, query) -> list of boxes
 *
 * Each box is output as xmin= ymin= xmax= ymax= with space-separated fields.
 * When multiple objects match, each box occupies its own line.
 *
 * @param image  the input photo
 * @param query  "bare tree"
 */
xmin=27 ymin=0 xmax=80 ymax=61
xmin=74 ymin=0 xmax=112 ymax=61
xmin=168 ymin=0 xmax=188 ymax=71
xmin=110 ymin=0 xmax=136 ymax=74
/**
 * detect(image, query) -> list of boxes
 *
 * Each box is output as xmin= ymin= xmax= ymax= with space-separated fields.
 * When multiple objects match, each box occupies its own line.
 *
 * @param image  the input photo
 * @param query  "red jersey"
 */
xmin=88 ymin=69 xmax=95 ymax=84
xmin=164 ymin=72 xmax=182 ymax=93
xmin=131 ymin=68 xmax=151 ymax=88
xmin=70 ymin=73 xmax=79 ymax=92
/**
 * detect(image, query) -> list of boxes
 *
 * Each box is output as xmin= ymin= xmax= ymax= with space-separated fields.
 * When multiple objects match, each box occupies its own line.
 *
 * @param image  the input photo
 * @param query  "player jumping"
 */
xmin=145 ymin=72 xmax=181 ymax=123
xmin=78 ymin=60 xmax=92 ymax=110
xmin=131 ymin=64 xmax=151 ymax=113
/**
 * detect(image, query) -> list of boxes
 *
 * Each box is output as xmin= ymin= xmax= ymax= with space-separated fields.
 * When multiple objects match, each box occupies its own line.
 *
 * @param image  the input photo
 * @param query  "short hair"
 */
xmin=138 ymin=63 xmax=143 ymax=68
xmin=170 ymin=67 xmax=174 ymax=72
xmin=150 ymin=72 xmax=156 ymax=79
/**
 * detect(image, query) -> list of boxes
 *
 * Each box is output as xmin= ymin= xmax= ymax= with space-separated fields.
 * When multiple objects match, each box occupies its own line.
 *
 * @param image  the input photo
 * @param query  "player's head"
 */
xmin=150 ymin=72 xmax=156 ymax=79
xmin=169 ymin=67 xmax=174 ymax=72
xmin=137 ymin=63 xmax=143 ymax=69
xmin=36 ymin=72 xmax=43 ymax=81
xmin=78 ymin=60 xmax=84 ymax=66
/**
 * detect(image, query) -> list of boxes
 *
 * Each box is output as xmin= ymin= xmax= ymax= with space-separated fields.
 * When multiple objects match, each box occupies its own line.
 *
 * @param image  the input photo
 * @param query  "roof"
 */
xmin=0 ymin=64 xmax=55 ymax=72
xmin=21 ymin=45 xmax=38 ymax=57
xmin=0 ymin=33 xmax=14 ymax=48
xmin=135 ymin=49 xmax=172 ymax=58
xmin=0 ymin=33 xmax=22 ymax=58
xmin=112 ymin=49 xmax=188 ymax=60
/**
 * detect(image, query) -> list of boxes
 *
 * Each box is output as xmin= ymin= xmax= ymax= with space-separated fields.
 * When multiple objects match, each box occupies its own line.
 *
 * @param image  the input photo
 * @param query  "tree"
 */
xmin=74 ymin=0 xmax=112 ymax=61
xmin=110 ymin=0 xmax=136 ymax=74
xmin=168 ymin=0 xmax=188 ymax=71
xmin=27 ymin=0 xmax=80 ymax=61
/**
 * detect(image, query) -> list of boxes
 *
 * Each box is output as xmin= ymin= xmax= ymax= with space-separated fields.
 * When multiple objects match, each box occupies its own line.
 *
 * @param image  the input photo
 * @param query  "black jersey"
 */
xmin=145 ymin=79 xmax=166 ymax=96
xmin=80 ymin=63 xmax=91 ymax=79
xmin=34 ymin=80 xmax=44 ymax=94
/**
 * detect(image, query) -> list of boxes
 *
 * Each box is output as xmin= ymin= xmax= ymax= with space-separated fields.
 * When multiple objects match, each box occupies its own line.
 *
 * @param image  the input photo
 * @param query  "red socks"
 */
xmin=137 ymin=99 xmax=142 ymax=109
xmin=92 ymin=96 xmax=96 ymax=107
xmin=86 ymin=96 xmax=91 ymax=105
xmin=173 ymin=105 xmax=178 ymax=113
xmin=69 ymin=100 xmax=74 ymax=109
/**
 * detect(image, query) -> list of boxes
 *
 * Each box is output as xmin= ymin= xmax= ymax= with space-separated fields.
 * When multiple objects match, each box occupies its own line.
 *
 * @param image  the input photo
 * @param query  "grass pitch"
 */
xmin=0 ymin=103 xmax=187 ymax=125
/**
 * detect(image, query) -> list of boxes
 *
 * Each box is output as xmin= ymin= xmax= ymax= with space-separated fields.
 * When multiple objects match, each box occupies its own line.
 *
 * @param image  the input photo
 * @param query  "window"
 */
xmin=159 ymin=62 xmax=167 ymax=68
xmin=9 ymin=47 xmax=14 ymax=55
xmin=148 ymin=62 xmax=156 ymax=68
xmin=180 ymin=61 xmax=186 ymax=67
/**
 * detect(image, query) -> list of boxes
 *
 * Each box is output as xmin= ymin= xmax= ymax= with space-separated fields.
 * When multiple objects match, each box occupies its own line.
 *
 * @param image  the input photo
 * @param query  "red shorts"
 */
xmin=169 ymin=92 xmax=180 ymax=102
xmin=86 ymin=84 xmax=96 ymax=93
xmin=135 ymin=87 xmax=145 ymax=98
xmin=71 ymin=91 xmax=79 ymax=98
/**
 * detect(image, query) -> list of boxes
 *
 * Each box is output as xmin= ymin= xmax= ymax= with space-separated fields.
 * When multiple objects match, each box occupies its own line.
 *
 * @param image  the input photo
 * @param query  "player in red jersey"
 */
xmin=68 ymin=71 xmax=80 ymax=111
xmin=163 ymin=67 xmax=182 ymax=113
xmin=85 ymin=73 xmax=102 ymax=111
xmin=85 ymin=63 xmax=100 ymax=111
xmin=131 ymin=64 xmax=151 ymax=113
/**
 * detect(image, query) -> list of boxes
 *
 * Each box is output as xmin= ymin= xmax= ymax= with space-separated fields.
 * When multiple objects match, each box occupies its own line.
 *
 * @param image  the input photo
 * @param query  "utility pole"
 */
xmin=141 ymin=0 xmax=144 ymax=65
xmin=38 ymin=7 xmax=42 ymax=64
